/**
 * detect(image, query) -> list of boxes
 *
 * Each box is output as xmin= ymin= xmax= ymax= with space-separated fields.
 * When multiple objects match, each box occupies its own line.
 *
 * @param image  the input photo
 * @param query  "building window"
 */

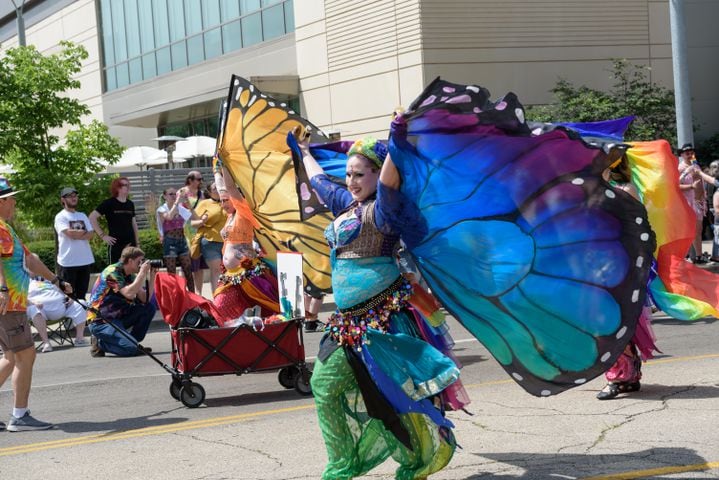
xmin=98 ymin=0 xmax=294 ymax=92
xmin=158 ymin=96 xmax=296 ymax=141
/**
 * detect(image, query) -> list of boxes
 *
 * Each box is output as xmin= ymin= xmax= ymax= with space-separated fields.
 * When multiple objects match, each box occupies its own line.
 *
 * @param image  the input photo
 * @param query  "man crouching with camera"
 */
xmin=87 ymin=246 xmax=159 ymax=357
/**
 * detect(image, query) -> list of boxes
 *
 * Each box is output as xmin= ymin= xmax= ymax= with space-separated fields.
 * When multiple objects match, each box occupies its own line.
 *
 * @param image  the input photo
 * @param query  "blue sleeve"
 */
xmin=375 ymin=182 xmax=428 ymax=249
xmin=310 ymin=174 xmax=354 ymax=217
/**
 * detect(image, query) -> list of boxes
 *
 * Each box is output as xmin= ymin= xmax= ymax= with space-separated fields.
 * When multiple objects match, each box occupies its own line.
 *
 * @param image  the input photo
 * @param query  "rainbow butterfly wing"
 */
xmin=389 ymin=78 xmax=656 ymax=396
xmin=217 ymin=75 xmax=332 ymax=295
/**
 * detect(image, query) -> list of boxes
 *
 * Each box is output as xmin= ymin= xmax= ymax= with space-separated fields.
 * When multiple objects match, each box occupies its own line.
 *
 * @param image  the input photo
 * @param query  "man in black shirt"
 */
xmin=90 ymin=177 xmax=140 ymax=264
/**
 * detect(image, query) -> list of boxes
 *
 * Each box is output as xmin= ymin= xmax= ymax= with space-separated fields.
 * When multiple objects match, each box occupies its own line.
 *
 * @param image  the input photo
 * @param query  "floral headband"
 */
xmin=346 ymin=137 xmax=388 ymax=169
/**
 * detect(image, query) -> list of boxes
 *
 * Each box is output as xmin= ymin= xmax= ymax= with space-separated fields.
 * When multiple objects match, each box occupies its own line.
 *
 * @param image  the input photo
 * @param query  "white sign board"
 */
xmin=276 ymin=252 xmax=305 ymax=319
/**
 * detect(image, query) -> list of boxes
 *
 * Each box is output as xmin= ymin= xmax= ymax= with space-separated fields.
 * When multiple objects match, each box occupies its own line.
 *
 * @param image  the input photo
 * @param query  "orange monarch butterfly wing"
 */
xmin=217 ymin=75 xmax=332 ymax=296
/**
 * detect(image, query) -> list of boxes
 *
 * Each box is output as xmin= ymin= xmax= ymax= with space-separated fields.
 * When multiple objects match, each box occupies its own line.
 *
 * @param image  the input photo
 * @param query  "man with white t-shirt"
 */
xmin=54 ymin=187 xmax=95 ymax=306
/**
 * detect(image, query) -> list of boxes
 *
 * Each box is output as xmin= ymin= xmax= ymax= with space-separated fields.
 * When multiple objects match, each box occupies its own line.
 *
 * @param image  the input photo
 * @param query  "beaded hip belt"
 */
xmin=327 ymin=276 xmax=413 ymax=349
xmin=218 ymin=257 xmax=267 ymax=286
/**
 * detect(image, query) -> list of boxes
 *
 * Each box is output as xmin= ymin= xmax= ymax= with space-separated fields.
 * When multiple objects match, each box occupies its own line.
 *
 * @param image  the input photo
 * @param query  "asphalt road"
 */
xmin=1 ymin=309 xmax=718 ymax=480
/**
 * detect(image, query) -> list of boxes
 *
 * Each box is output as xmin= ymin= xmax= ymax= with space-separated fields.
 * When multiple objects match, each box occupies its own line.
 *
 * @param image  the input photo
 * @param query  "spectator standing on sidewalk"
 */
xmin=0 ymin=177 xmax=72 ymax=432
xmin=710 ymin=161 xmax=719 ymax=262
xmin=178 ymin=171 xmax=207 ymax=295
xmin=677 ymin=144 xmax=707 ymax=263
xmin=190 ymin=182 xmax=226 ymax=296
xmin=54 ymin=187 xmax=95 ymax=303
xmin=700 ymin=160 xmax=719 ymax=262
xmin=156 ymin=187 xmax=195 ymax=292
xmin=86 ymin=246 xmax=157 ymax=358
xmin=90 ymin=177 xmax=139 ymax=264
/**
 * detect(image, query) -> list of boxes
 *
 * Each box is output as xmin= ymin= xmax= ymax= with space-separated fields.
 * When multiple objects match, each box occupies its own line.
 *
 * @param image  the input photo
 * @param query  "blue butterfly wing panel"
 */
xmin=389 ymin=78 xmax=656 ymax=396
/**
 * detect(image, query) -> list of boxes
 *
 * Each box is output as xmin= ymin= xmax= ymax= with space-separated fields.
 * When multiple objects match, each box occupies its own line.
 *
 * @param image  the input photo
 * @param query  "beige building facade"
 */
xmin=296 ymin=0 xmax=719 ymax=140
xmin=1 ymin=0 xmax=717 ymax=149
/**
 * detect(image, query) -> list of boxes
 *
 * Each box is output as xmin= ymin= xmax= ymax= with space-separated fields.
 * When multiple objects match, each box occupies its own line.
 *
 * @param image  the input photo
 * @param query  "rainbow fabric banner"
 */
xmin=626 ymin=140 xmax=719 ymax=320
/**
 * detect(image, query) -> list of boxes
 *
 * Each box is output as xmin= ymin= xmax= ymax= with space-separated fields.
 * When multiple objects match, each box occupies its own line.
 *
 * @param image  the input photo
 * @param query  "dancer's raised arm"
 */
xmin=293 ymin=126 xmax=325 ymax=178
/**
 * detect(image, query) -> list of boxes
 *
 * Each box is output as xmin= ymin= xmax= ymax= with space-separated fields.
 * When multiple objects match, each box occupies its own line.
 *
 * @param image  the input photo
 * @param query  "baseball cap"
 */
xmin=60 ymin=187 xmax=78 ymax=197
xmin=678 ymin=143 xmax=695 ymax=154
xmin=0 ymin=177 xmax=21 ymax=199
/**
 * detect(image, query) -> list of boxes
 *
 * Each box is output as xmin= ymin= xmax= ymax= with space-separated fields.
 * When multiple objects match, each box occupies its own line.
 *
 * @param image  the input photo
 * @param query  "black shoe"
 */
xmin=597 ymin=381 xmax=640 ymax=400
xmin=137 ymin=346 xmax=152 ymax=355
xmin=304 ymin=320 xmax=319 ymax=333
xmin=90 ymin=336 xmax=105 ymax=358
xmin=694 ymin=256 xmax=708 ymax=265
xmin=597 ymin=383 xmax=620 ymax=400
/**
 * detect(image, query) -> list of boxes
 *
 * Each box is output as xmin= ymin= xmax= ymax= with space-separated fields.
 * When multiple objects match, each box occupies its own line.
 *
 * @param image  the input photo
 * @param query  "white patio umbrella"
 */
xmin=152 ymin=135 xmax=186 ymax=143
xmin=114 ymin=146 xmax=168 ymax=169
xmin=174 ymin=136 xmax=217 ymax=158
xmin=145 ymin=150 xmax=188 ymax=167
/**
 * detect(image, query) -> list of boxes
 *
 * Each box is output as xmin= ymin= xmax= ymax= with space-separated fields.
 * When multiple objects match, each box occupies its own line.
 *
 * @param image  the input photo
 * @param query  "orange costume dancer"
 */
xmin=213 ymin=163 xmax=280 ymax=323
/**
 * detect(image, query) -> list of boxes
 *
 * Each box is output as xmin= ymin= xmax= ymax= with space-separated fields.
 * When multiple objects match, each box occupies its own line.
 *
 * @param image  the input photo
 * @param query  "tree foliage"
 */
xmin=527 ymin=59 xmax=677 ymax=146
xmin=696 ymin=133 xmax=719 ymax=162
xmin=0 ymin=41 xmax=123 ymax=227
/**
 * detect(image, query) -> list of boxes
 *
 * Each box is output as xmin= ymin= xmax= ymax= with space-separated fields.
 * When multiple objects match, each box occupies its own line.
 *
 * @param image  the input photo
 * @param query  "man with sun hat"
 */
xmin=0 ymin=177 xmax=72 ymax=432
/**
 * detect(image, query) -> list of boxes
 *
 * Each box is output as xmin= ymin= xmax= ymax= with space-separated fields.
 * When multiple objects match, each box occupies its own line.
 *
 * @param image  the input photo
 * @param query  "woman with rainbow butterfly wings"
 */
xmin=216 ymin=75 xmax=657 ymax=478
xmin=596 ymin=154 xmax=660 ymax=400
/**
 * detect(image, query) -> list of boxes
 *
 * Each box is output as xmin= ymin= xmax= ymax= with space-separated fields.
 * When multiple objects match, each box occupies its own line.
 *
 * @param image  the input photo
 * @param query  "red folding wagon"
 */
xmin=154 ymin=273 xmax=312 ymax=408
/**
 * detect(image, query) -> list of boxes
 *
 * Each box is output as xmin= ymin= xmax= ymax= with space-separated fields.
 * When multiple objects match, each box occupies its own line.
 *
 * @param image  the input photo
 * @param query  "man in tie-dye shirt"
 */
xmin=86 ymin=246 xmax=157 ymax=357
xmin=0 ymin=177 xmax=73 ymax=432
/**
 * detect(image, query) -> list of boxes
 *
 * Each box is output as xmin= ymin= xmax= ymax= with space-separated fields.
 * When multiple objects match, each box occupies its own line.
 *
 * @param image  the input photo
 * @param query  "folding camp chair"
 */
xmin=32 ymin=316 xmax=75 ymax=350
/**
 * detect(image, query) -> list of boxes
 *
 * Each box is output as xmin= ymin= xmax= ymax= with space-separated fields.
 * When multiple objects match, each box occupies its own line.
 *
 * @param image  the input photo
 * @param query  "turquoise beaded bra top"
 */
xmin=325 ymin=201 xmax=402 ymax=309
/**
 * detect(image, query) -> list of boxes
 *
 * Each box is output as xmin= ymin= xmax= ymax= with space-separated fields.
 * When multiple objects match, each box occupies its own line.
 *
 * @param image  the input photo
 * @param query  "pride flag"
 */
xmin=626 ymin=140 xmax=719 ymax=320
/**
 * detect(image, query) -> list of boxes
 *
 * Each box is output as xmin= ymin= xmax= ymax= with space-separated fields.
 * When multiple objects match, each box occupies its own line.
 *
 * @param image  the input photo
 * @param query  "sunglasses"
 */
xmin=166 ymin=192 xmax=177 ymax=196
xmin=119 ymin=182 xmax=130 ymax=187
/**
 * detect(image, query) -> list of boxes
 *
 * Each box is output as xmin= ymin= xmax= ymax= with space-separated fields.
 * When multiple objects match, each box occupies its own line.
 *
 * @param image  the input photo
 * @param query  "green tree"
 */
xmin=527 ymin=59 xmax=677 ymax=146
xmin=697 ymin=133 xmax=719 ymax=162
xmin=0 ymin=41 xmax=123 ymax=227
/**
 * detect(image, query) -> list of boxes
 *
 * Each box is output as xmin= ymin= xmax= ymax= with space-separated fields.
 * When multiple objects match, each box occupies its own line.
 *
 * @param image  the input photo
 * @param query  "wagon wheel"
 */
xmin=278 ymin=367 xmax=299 ymax=389
xmin=294 ymin=369 xmax=313 ymax=396
xmin=180 ymin=382 xmax=206 ymax=408
xmin=169 ymin=379 xmax=182 ymax=400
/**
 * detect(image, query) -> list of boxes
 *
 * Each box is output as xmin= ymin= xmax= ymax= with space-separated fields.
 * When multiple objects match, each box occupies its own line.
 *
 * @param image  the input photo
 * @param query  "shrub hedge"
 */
xmin=26 ymin=229 xmax=163 ymax=273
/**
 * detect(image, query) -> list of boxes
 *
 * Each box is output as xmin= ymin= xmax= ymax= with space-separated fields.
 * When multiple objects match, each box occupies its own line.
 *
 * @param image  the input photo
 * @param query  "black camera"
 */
xmin=146 ymin=259 xmax=163 ymax=268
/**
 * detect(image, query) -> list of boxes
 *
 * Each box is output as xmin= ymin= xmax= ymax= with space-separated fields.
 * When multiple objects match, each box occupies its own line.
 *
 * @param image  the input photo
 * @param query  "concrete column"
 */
xmin=669 ymin=0 xmax=694 ymax=147
xmin=12 ymin=0 xmax=26 ymax=46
